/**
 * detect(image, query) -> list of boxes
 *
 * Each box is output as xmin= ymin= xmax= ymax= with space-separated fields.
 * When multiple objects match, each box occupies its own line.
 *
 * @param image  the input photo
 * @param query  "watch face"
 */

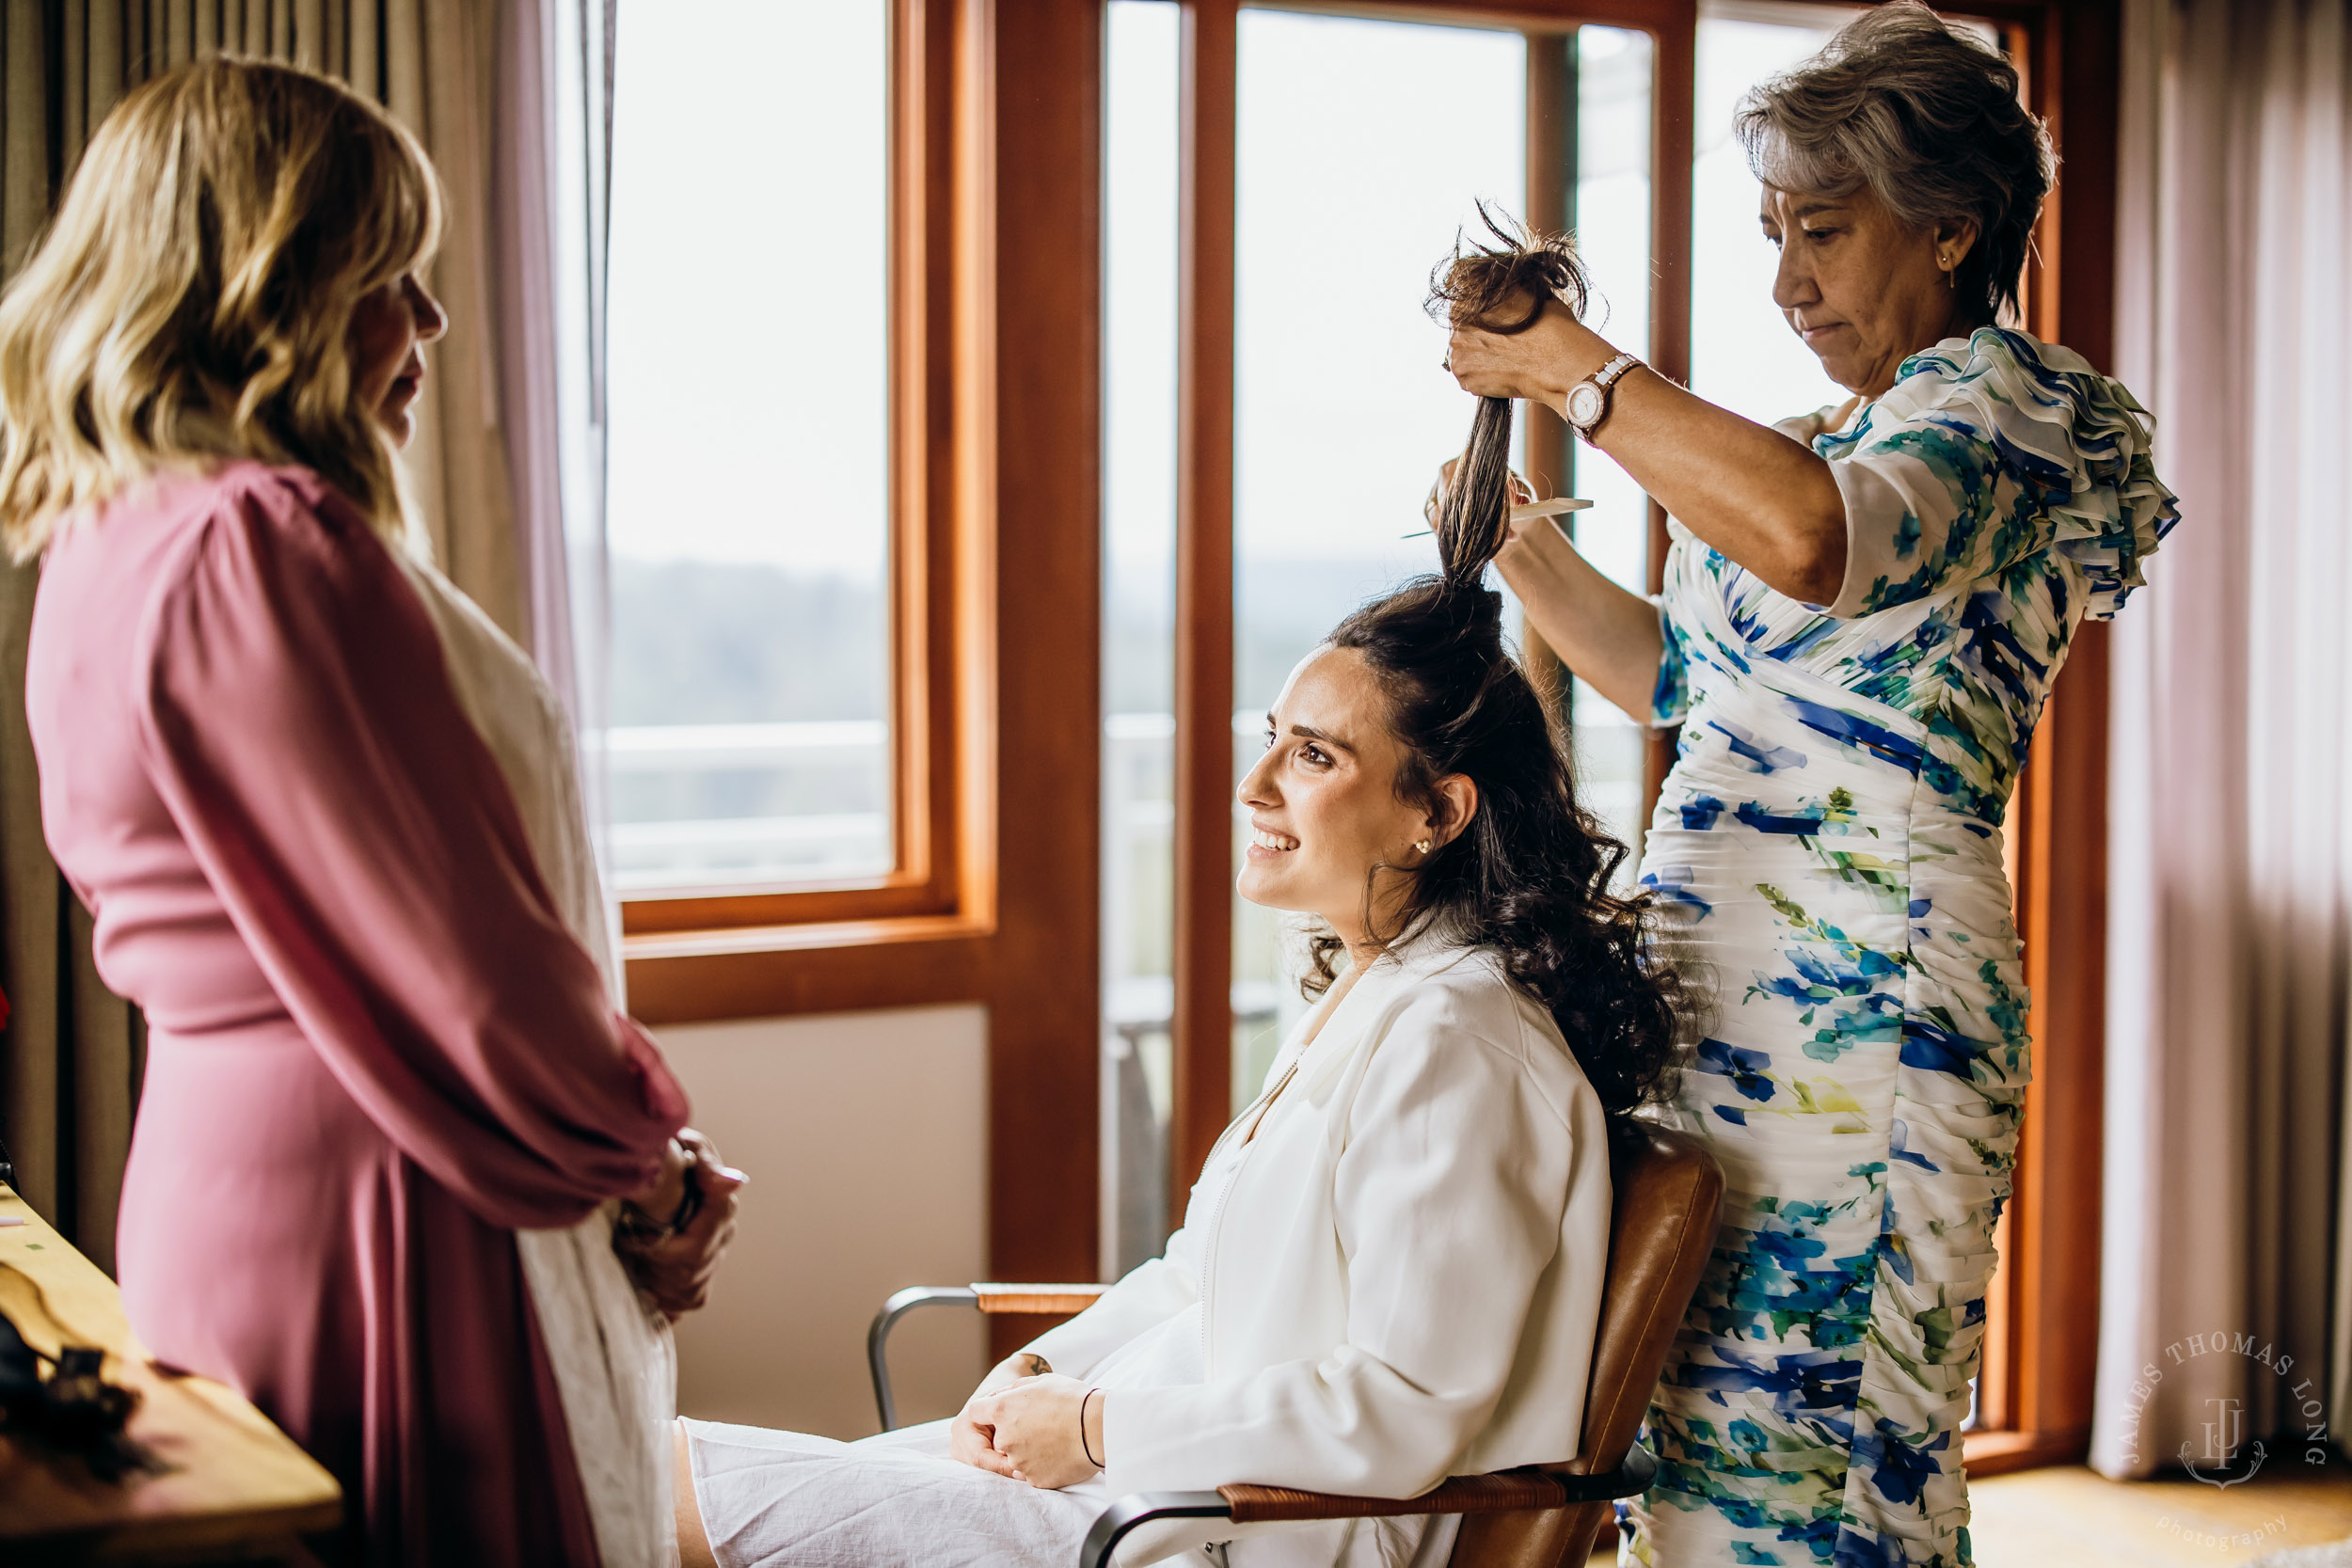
xmin=1566 ymin=380 xmax=1604 ymax=429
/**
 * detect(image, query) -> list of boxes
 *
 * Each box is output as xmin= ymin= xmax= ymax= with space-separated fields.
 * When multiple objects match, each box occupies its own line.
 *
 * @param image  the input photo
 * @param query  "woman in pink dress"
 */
xmin=0 ymin=60 xmax=738 ymax=1565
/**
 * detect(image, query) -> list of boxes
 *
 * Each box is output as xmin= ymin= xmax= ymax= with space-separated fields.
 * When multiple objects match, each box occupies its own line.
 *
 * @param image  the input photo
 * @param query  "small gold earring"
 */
xmin=1414 ymin=839 xmax=1434 ymax=854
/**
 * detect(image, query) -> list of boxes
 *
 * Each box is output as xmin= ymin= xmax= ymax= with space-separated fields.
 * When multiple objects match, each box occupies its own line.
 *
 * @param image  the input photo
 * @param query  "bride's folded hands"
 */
xmin=962 ymin=1373 xmax=1104 ymax=1490
xmin=946 ymin=1351 xmax=1041 ymax=1480
xmin=616 ymin=1128 xmax=746 ymax=1321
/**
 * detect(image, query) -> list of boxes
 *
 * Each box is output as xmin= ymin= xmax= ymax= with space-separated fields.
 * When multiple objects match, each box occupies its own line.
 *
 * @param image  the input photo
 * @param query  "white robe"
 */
xmin=401 ymin=555 xmax=680 ymax=1568
xmin=686 ymin=924 xmax=1613 ymax=1568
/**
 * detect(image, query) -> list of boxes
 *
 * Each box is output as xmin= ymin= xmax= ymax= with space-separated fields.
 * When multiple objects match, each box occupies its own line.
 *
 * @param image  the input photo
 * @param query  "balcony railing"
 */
xmin=589 ymin=721 xmax=891 ymax=892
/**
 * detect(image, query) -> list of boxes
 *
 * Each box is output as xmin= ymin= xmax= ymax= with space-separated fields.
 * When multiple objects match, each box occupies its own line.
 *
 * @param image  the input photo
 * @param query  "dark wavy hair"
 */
xmin=1295 ymin=216 xmax=1682 ymax=1117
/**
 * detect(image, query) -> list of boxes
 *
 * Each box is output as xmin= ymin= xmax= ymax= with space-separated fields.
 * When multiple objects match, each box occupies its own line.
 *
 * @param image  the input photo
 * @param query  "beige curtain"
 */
xmin=0 ymin=0 xmax=535 ymax=1268
xmin=2093 ymin=0 xmax=2352 ymax=1479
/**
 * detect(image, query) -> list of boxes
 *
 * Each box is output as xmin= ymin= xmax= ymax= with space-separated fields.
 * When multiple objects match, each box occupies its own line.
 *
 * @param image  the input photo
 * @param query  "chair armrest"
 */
xmin=868 ymin=1283 xmax=1107 ymax=1431
xmin=1077 ymin=1449 xmax=1657 ymax=1568
xmin=972 ymin=1282 xmax=1108 ymax=1316
xmin=1220 ymin=1466 xmax=1569 ymax=1523
xmin=1221 ymin=1448 xmax=1654 ymax=1521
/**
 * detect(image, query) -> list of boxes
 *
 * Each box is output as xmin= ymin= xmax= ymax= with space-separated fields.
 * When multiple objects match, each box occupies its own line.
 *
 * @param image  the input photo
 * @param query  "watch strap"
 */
xmin=1567 ymin=353 xmax=1644 ymax=441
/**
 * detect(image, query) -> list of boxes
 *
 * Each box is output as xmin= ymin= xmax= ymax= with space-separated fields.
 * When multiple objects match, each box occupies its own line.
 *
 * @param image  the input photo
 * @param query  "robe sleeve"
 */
xmin=130 ymin=471 xmax=688 ymax=1231
xmin=1101 ymin=999 xmax=1574 ymax=1498
xmin=1020 ymin=1221 xmax=1200 ymax=1381
xmin=1819 ymin=327 xmax=2177 ymax=622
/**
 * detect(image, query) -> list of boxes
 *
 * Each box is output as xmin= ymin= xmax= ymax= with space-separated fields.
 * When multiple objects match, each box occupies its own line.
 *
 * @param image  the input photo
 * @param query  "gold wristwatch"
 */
xmin=1564 ymin=352 xmax=1641 ymax=443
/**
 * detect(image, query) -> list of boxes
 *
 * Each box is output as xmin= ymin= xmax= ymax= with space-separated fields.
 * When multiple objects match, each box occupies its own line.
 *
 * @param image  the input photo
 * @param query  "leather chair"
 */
xmin=867 ymin=1119 xmax=1723 ymax=1568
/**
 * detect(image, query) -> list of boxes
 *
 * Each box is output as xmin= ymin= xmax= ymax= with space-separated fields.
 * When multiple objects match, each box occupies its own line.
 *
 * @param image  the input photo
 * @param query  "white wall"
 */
xmin=655 ymin=1004 xmax=990 ymax=1440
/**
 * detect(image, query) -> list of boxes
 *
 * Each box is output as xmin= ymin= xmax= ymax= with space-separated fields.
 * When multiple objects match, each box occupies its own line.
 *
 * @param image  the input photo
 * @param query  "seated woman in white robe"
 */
xmin=675 ymin=239 xmax=1682 ymax=1568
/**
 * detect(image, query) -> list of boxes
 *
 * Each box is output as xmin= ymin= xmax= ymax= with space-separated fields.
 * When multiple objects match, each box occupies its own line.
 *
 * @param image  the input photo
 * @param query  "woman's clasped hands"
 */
xmin=952 ymin=1359 xmax=1105 ymax=1489
xmin=616 ymin=1127 xmax=745 ymax=1322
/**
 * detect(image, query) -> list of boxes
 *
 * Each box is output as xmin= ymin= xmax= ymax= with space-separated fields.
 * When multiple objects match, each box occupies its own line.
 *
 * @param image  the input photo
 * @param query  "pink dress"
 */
xmin=25 ymin=462 xmax=691 ymax=1565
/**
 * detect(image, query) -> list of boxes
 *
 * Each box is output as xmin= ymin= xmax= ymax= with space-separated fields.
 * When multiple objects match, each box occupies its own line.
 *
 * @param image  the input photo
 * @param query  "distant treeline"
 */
xmin=609 ymin=554 xmax=1432 ymax=726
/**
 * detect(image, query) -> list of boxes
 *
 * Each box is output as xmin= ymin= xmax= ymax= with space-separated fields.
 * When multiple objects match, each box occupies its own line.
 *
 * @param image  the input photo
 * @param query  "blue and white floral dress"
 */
xmin=1623 ymin=328 xmax=2177 ymax=1568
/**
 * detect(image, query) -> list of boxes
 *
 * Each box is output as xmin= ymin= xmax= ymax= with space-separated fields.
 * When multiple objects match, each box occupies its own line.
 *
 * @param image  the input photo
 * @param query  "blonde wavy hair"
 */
xmin=0 ymin=56 xmax=443 ymax=562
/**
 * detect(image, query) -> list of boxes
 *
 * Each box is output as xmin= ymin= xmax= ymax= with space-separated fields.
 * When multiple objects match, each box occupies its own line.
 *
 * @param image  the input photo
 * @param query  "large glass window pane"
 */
xmin=1232 ymin=11 xmax=1526 ymax=1111
xmin=602 ymin=0 xmax=892 ymax=895
xmin=1562 ymin=24 xmax=1655 ymax=878
xmin=1691 ymin=5 xmax=1853 ymax=422
xmin=1101 ymin=0 xmax=1181 ymax=1278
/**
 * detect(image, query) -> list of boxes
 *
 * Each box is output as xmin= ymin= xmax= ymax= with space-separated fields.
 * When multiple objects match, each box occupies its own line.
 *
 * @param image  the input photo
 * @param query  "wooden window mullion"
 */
xmin=1169 ymin=0 xmax=1240 ymax=1221
xmin=1642 ymin=0 xmax=1696 ymax=814
xmin=1520 ymin=27 xmax=1577 ymax=719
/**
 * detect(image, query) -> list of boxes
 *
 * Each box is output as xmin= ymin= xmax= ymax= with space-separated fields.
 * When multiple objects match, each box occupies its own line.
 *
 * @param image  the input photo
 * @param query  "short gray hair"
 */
xmin=1736 ymin=1 xmax=2054 ymax=326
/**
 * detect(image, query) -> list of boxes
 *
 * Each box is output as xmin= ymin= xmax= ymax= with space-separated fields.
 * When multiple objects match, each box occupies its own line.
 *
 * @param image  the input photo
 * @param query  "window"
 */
xmin=605 ymin=0 xmax=894 ymax=897
xmin=595 ymin=0 xmax=2118 ymax=1453
xmin=1227 ymin=8 xmax=1528 ymax=1115
xmin=1103 ymin=0 xmax=1694 ymax=1253
xmin=1557 ymin=23 xmax=1657 ymax=874
xmin=1096 ymin=0 xmax=2108 ymax=1477
xmin=1690 ymin=6 xmax=1852 ymax=424
xmin=599 ymin=0 xmax=975 ymax=955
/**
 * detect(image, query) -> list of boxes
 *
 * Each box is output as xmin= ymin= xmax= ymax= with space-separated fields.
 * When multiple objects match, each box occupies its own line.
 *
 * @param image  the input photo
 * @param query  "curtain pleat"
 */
xmin=0 ymin=2 xmax=143 ymax=1274
xmin=294 ymin=0 xmax=321 ymax=69
xmin=498 ymin=0 xmax=572 ymax=717
xmin=0 ymin=0 xmax=541 ymax=1269
xmin=61 ymin=3 xmax=87 ymax=152
xmin=398 ymin=0 xmax=530 ymax=635
xmin=87 ymin=3 xmax=124 ymax=132
xmin=2095 ymin=0 xmax=2352 ymax=1478
xmin=349 ymin=0 xmax=377 ymax=101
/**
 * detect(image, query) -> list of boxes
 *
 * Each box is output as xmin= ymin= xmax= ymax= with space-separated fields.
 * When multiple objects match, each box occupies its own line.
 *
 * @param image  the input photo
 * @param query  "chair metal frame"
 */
xmin=1074 ymin=1452 xmax=1657 ymax=1568
xmin=867 ymin=1285 xmax=1660 ymax=1568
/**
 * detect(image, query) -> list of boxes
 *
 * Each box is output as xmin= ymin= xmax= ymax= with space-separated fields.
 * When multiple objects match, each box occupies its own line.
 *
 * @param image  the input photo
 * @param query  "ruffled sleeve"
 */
xmin=1816 ymin=326 xmax=2179 ymax=622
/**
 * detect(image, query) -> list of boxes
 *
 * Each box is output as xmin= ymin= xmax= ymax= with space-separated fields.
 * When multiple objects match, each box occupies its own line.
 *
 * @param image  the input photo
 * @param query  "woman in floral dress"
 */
xmin=1443 ymin=6 xmax=2175 ymax=1565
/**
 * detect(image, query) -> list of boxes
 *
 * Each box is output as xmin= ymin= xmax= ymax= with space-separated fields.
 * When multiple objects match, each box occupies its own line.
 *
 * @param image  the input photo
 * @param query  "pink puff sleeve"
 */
xmin=129 ymin=471 xmax=687 ymax=1230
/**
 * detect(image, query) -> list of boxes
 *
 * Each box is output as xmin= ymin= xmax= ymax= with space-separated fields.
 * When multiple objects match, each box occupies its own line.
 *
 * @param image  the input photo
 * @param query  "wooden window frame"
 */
xmin=619 ymin=0 xmax=1109 ymax=1355
xmin=623 ymin=0 xmax=997 ymax=1023
xmin=1941 ymin=0 xmax=2124 ymax=1479
xmin=621 ymin=0 xmax=989 ymax=1013
xmin=1162 ymin=0 xmax=2121 ymax=1477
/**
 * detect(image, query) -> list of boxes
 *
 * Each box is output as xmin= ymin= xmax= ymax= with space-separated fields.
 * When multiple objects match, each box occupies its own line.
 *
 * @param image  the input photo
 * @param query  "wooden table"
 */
xmin=0 ymin=1184 xmax=340 ymax=1563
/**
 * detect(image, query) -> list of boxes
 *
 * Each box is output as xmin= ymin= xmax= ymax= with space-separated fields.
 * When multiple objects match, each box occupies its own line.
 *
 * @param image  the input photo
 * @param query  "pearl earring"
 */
xmin=1414 ymin=839 xmax=1434 ymax=854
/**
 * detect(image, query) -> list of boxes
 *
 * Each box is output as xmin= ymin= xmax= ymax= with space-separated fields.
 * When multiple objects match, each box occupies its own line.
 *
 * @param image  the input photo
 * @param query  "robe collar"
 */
xmin=1258 ymin=915 xmax=1486 ymax=1110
